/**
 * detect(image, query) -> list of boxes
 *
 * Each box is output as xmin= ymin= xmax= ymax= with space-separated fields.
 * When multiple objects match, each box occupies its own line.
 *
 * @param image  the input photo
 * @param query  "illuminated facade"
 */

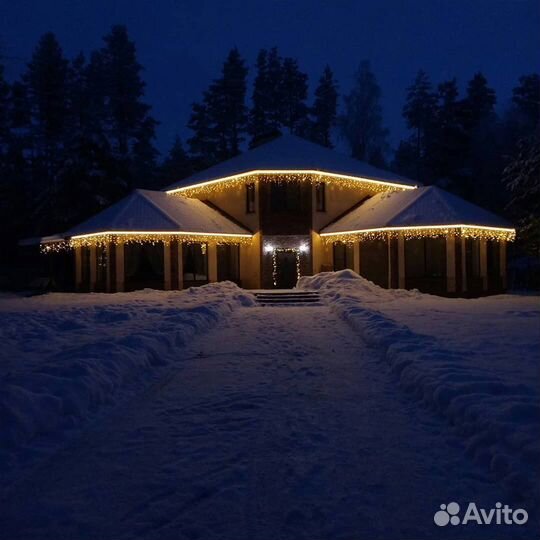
xmin=40 ymin=135 xmax=514 ymax=295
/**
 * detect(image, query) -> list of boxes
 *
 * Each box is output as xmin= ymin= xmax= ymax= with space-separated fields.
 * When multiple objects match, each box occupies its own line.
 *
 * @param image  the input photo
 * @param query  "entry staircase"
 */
xmin=254 ymin=290 xmax=322 ymax=306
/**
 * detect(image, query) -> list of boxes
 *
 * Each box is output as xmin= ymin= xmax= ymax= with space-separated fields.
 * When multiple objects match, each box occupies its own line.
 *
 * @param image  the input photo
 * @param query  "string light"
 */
xmin=40 ymin=230 xmax=252 ymax=253
xmin=320 ymin=224 xmax=516 ymax=243
xmin=271 ymin=248 xmax=302 ymax=287
xmin=166 ymin=170 xmax=417 ymax=198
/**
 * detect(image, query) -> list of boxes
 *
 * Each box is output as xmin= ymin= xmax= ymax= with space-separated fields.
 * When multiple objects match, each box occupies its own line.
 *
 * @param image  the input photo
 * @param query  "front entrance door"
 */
xmin=275 ymin=250 xmax=298 ymax=288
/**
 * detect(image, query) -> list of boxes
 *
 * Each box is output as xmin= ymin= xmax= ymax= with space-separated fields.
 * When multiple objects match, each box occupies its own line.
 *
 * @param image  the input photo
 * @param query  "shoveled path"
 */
xmin=0 ymin=305 xmax=531 ymax=539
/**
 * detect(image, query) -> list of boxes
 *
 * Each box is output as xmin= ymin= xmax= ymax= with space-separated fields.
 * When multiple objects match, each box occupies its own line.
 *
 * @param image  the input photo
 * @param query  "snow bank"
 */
xmin=299 ymin=271 xmax=540 ymax=502
xmin=0 ymin=283 xmax=255 ymax=459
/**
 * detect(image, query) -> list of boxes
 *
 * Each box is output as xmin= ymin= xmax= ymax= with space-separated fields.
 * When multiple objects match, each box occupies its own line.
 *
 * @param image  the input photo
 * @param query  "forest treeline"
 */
xmin=0 ymin=26 xmax=538 ymax=256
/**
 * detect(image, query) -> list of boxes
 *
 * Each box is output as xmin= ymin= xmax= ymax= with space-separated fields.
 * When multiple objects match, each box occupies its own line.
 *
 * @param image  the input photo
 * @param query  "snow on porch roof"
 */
xmin=165 ymin=134 xmax=418 ymax=191
xmin=65 ymin=189 xmax=251 ymax=237
xmin=321 ymin=186 xmax=514 ymax=234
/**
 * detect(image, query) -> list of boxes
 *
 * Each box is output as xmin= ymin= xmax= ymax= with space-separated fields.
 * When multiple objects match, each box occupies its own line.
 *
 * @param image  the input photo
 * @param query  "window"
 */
xmin=315 ymin=182 xmax=326 ymax=212
xmin=466 ymin=238 xmax=481 ymax=278
xmin=404 ymin=237 xmax=446 ymax=293
xmin=182 ymin=243 xmax=208 ymax=284
xmin=333 ymin=242 xmax=354 ymax=271
xmin=124 ymin=243 xmax=164 ymax=291
xmin=270 ymin=181 xmax=301 ymax=212
xmin=359 ymin=239 xmax=388 ymax=288
xmin=217 ymin=244 xmax=240 ymax=283
xmin=405 ymin=238 xmax=446 ymax=279
xmin=246 ymin=183 xmax=256 ymax=214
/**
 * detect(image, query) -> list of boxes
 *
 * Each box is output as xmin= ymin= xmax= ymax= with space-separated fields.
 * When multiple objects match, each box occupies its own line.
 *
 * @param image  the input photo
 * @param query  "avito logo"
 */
xmin=434 ymin=502 xmax=528 ymax=527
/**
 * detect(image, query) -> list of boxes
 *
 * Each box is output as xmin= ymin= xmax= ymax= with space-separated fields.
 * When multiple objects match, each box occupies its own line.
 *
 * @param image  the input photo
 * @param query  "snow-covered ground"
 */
xmin=1 ymin=276 xmax=538 ymax=539
xmin=0 ymin=283 xmax=254 ymax=481
xmin=299 ymin=271 xmax=540 ymax=505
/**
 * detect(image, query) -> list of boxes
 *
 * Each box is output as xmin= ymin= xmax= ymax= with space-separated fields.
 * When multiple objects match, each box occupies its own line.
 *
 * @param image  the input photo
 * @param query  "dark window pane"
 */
xmin=246 ymin=183 xmax=256 ymax=213
xmin=316 ymin=182 xmax=326 ymax=212
xmin=217 ymin=244 xmax=240 ymax=283
xmin=182 ymin=243 xmax=208 ymax=283
xmin=333 ymin=242 xmax=354 ymax=271
xmin=359 ymin=239 xmax=388 ymax=288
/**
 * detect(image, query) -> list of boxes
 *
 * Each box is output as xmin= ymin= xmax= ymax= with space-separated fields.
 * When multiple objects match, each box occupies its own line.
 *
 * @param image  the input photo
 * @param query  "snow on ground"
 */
xmin=1 ymin=304 xmax=534 ymax=539
xmin=299 ymin=271 xmax=540 ymax=505
xmin=0 ymin=282 xmax=254 ymax=481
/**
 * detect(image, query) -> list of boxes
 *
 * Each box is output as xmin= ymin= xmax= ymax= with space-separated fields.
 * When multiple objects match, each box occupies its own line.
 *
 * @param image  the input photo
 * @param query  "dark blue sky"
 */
xmin=1 ymin=0 xmax=539 ymax=156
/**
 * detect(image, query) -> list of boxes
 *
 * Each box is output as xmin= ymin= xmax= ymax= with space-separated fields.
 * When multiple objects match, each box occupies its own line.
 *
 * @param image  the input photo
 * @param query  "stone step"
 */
xmin=254 ymin=291 xmax=321 ymax=306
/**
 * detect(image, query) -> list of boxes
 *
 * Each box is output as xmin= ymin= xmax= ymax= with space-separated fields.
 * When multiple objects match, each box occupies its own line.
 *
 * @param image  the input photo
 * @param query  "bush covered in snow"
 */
xmin=299 ymin=270 xmax=540 ymax=503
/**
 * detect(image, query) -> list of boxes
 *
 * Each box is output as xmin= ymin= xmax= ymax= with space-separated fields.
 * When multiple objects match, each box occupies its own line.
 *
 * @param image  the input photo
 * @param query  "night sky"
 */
xmin=1 ymin=0 xmax=538 ymax=155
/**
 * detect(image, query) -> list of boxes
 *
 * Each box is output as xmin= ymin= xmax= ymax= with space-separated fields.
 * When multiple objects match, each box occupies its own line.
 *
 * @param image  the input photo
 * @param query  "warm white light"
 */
xmin=165 ymin=169 xmax=418 ymax=195
xmin=299 ymin=243 xmax=309 ymax=253
xmin=264 ymin=244 xmax=275 ymax=254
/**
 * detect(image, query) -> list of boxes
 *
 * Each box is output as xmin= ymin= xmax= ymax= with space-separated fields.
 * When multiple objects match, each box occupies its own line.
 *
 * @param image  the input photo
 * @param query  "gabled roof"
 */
xmin=165 ymin=134 xmax=417 ymax=191
xmin=66 ymin=189 xmax=251 ymax=237
xmin=321 ymin=186 xmax=513 ymax=233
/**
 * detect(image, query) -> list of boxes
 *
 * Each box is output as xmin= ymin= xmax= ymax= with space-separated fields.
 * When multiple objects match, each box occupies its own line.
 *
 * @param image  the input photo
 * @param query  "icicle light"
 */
xmin=166 ymin=170 xmax=417 ymax=198
xmin=320 ymin=224 xmax=516 ymax=244
xmin=40 ymin=231 xmax=252 ymax=253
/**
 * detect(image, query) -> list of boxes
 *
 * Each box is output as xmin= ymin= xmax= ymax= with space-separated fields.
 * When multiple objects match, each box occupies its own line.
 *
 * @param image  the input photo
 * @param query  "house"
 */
xmin=40 ymin=135 xmax=515 ymax=296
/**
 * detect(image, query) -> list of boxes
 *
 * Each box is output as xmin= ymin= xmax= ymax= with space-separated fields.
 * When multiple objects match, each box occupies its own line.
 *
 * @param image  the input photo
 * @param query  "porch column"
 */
xmin=75 ymin=246 xmax=82 ymax=291
xmin=177 ymin=242 xmax=184 ymax=289
xmin=461 ymin=237 xmax=467 ymax=293
xmin=106 ymin=242 xmax=116 ymax=292
xmin=387 ymin=235 xmax=392 ymax=288
xmin=480 ymin=239 xmax=488 ymax=291
xmin=89 ymin=246 xmax=97 ymax=292
xmin=397 ymin=234 xmax=406 ymax=289
xmin=446 ymin=235 xmax=457 ymax=294
xmin=163 ymin=242 xmax=171 ymax=290
xmin=353 ymin=242 xmax=360 ymax=274
xmin=116 ymin=242 xmax=125 ymax=292
xmin=208 ymin=243 xmax=218 ymax=283
xmin=500 ymin=240 xmax=507 ymax=290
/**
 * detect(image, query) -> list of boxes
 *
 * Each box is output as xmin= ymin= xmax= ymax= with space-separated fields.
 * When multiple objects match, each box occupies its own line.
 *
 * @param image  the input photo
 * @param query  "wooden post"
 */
xmin=163 ymin=242 xmax=171 ymax=290
xmin=89 ymin=246 xmax=97 ymax=292
xmin=500 ymin=240 xmax=507 ymax=290
xmin=480 ymin=239 xmax=488 ymax=291
xmin=398 ymin=234 xmax=406 ymax=289
xmin=177 ymin=242 xmax=184 ymax=289
xmin=446 ymin=235 xmax=456 ymax=293
xmin=106 ymin=243 xmax=113 ymax=293
xmin=208 ymin=243 xmax=218 ymax=283
xmin=353 ymin=242 xmax=360 ymax=274
xmin=75 ymin=246 xmax=82 ymax=291
xmin=461 ymin=237 xmax=467 ymax=293
xmin=116 ymin=242 xmax=125 ymax=292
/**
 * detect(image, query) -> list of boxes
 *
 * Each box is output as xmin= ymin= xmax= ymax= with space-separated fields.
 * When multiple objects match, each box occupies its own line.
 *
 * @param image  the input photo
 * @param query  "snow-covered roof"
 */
xmin=165 ymin=134 xmax=417 ymax=191
xmin=321 ymin=186 xmax=513 ymax=233
xmin=66 ymin=189 xmax=251 ymax=237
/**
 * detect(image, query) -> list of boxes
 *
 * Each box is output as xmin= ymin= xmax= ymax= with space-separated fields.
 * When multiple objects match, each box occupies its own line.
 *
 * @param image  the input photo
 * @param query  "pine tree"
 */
xmin=340 ymin=60 xmax=388 ymax=164
xmin=310 ymin=66 xmax=338 ymax=147
xmin=265 ymin=48 xmax=284 ymax=131
xmin=504 ymin=134 xmax=540 ymax=256
xmin=97 ymin=25 xmax=157 ymax=190
xmin=249 ymin=49 xmax=273 ymax=147
xmin=461 ymin=72 xmax=496 ymax=130
xmin=280 ymin=57 xmax=309 ymax=134
xmin=219 ymin=48 xmax=248 ymax=156
xmin=428 ymin=79 xmax=467 ymax=189
xmin=24 ymin=32 xmax=70 ymax=229
xmin=400 ymin=70 xmax=437 ymax=180
xmin=160 ymin=136 xmax=192 ymax=186
xmin=187 ymin=101 xmax=216 ymax=169
xmin=188 ymin=48 xmax=248 ymax=164
xmin=511 ymin=73 xmax=540 ymax=136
